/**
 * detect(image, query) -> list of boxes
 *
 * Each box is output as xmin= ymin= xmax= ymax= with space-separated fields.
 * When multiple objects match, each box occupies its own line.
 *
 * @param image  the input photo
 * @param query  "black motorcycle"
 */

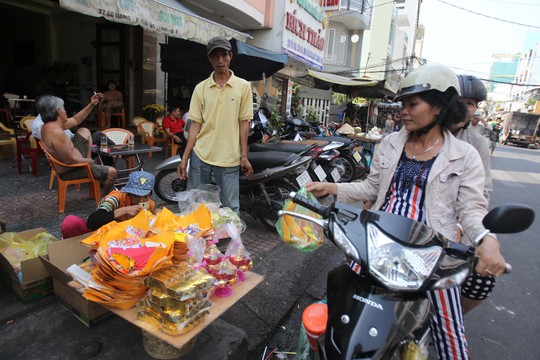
xmin=153 ymin=152 xmax=311 ymax=230
xmin=278 ymin=192 xmax=534 ymax=359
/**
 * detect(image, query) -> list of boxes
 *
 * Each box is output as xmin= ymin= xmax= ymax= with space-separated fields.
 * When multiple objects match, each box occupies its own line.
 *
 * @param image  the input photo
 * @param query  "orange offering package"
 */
xmin=81 ymin=209 xmax=155 ymax=248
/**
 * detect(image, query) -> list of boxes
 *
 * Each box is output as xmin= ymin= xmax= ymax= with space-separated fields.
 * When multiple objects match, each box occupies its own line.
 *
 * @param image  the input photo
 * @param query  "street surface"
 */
xmin=267 ymin=144 xmax=540 ymax=360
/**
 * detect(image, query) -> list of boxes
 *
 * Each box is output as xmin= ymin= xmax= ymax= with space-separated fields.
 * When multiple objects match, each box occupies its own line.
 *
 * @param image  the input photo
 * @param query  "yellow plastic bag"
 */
xmin=276 ymin=187 xmax=323 ymax=252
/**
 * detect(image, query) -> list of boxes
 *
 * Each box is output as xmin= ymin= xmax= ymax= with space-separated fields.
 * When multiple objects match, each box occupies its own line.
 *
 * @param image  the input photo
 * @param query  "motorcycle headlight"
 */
xmin=367 ymin=223 xmax=442 ymax=291
xmin=332 ymin=222 xmax=360 ymax=260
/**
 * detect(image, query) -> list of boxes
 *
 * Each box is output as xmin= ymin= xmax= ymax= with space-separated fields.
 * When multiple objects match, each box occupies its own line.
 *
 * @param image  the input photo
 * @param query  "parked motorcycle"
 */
xmin=278 ymin=115 xmax=363 ymax=182
xmin=313 ymin=135 xmax=367 ymax=180
xmin=278 ymin=192 xmax=534 ymax=359
xmin=280 ymin=114 xmax=317 ymax=141
xmin=249 ymin=142 xmax=320 ymax=187
xmin=153 ymin=151 xmax=311 ymax=230
xmin=250 ymin=140 xmax=350 ymax=185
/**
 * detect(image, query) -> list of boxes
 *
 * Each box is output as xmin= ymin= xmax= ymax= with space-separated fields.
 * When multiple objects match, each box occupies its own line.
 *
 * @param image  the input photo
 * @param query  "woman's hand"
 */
xmin=305 ymin=182 xmax=337 ymax=198
xmin=475 ymin=236 xmax=506 ymax=277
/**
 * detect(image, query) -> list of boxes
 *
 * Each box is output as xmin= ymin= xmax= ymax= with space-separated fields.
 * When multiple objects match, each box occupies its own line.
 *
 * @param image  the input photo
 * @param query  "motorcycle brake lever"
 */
xmin=277 ymin=210 xmax=328 ymax=228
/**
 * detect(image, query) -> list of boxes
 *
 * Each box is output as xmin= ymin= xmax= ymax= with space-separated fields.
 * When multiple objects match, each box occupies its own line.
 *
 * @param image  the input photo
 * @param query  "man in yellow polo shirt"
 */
xmin=177 ymin=36 xmax=253 ymax=213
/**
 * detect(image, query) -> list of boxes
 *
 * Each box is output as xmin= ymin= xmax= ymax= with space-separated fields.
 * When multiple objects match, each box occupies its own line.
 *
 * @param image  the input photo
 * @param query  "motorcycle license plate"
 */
xmin=353 ymin=151 xmax=362 ymax=162
xmin=314 ymin=165 xmax=327 ymax=181
xmin=296 ymin=170 xmax=311 ymax=188
xmin=331 ymin=168 xmax=341 ymax=182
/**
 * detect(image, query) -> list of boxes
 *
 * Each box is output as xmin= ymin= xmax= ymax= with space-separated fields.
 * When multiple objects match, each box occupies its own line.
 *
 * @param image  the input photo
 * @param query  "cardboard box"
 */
xmin=39 ymin=234 xmax=111 ymax=327
xmin=0 ymin=228 xmax=56 ymax=303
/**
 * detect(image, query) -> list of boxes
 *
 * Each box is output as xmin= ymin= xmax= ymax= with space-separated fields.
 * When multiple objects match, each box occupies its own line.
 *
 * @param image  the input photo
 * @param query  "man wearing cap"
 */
xmin=60 ymin=171 xmax=156 ymax=238
xmin=177 ymin=36 xmax=253 ymax=213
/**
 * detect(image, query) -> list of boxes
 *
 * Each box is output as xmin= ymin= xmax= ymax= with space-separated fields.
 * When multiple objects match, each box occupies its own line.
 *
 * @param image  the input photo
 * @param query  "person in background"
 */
xmin=162 ymin=104 xmax=186 ymax=156
xmin=61 ymin=171 xmax=156 ymax=238
xmin=449 ymin=74 xmax=493 ymax=203
xmin=98 ymin=80 xmax=124 ymax=127
xmin=306 ymin=64 xmax=505 ymax=360
xmin=384 ymin=113 xmax=394 ymax=134
xmin=260 ymin=93 xmax=269 ymax=110
xmin=487 ymin=116 xmax=501 ymax=130
xmin=32 ymin=93 xmax=114 ymax=166
xmin=38 ymin=95 xmax=117 ymax=194
xmin=343 ymin=102 xmax=357 ymax=125
xmin=470 ymin=110 xmax=490 ymax=137
xmin=32 ymin=93 xmax=102 ymax=140
xmin=489 ymin=122 xmax=502 ymax=155
xmin=177 ymin=36 xmax=253 ymax=213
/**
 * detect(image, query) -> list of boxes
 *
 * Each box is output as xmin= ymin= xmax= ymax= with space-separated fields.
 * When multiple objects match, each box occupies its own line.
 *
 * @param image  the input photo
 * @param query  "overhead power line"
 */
xmin=474 ymin=0 xmax=540 ymax=6
xmin=437 ymin=0 xmax=540 ymax=29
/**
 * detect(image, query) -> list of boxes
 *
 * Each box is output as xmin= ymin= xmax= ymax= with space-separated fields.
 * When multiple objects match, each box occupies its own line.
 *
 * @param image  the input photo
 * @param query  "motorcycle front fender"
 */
xmin=154 ymin=155 xmax=181 ymax=171
xmin=323 ymin=264 xmax=431 ymax=360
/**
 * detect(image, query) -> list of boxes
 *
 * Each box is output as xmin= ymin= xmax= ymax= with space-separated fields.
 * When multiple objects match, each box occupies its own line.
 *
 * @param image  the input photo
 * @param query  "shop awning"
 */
xmin=161 ymin=38 xmax=288 ymax=82
xmin=307 ymin=69 xmax=395 ymax=99
xmin=59 ymin=0 xmax=250 ymax=45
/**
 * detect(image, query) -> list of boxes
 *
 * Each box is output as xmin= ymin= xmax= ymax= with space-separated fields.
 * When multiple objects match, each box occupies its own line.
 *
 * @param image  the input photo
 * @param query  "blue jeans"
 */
xmin=187 ymin=152 xmax=240 ymax=213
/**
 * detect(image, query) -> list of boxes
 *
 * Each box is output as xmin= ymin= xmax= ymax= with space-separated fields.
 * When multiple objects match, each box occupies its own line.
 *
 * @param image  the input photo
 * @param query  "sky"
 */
xmin=418 ymin=0 xmax=540 ymax=80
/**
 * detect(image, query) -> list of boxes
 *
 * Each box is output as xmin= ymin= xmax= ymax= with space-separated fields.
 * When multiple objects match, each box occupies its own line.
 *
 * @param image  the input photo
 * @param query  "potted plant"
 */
xmin=142 ymin=104 xmax=166 ymax=122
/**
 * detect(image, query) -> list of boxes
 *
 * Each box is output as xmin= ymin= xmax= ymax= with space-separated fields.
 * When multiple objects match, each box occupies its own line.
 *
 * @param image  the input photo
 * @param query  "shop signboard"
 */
xmin=59 ymin=0 xmax=248 ymax=45
xmin=282 ymin=0 xmax=327 ymax=71
xmin=320 ymin=0 xmax=342 ymax=12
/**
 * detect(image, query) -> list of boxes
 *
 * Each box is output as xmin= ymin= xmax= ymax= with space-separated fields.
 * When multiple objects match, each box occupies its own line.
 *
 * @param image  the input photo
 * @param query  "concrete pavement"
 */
xmin=0 ymin=144 xmax=342 ymax=359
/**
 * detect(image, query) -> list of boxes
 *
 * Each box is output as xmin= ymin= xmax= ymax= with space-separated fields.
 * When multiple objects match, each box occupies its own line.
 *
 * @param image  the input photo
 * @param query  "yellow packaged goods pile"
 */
xmin=138 ymin=263 xmax=215 ymax=335
xmin=0 ymin=229 xmax=58 ymax=302
xmin=0 ymin=230 xmax=57 ymax=279
xmin=67 ymin=199 xmax=255 ymax=336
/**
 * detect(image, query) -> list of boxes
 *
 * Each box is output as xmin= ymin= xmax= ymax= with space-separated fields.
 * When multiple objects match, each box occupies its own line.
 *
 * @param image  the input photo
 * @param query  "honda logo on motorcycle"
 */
xmin=352 ymin=294 xmax=383 ymax=310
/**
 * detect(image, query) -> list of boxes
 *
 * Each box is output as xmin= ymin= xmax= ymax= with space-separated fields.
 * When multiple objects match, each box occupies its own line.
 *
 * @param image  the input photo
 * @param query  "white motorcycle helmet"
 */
xmin=394 ymin=64 xmax=461 ymax=102
xmin=394 ymin=64 xmax=462 ymax=134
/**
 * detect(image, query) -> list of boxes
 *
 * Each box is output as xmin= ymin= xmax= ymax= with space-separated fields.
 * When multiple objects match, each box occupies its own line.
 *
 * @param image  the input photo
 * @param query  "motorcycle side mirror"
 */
xmin=482 ymin=204 xmax=535 ymax=234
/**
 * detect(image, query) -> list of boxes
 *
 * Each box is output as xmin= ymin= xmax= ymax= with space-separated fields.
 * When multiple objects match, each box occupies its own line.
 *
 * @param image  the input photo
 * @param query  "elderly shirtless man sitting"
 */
xmin=38 ymin=95 xmax=117 ymax=194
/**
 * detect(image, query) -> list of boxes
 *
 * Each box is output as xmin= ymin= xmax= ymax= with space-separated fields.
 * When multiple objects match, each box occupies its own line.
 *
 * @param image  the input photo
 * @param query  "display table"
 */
xmin=347 ymin=135 xmax=383 ymax=153
xmin=71 ymin=272 xmax=264 ymax=350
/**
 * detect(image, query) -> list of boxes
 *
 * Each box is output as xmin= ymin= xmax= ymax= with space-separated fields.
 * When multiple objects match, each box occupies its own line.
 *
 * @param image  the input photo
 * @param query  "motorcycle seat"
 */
xmin=314 ymin=135 xmax=355 ymax=147
xmin=248 ymin=151 xmax=299 ymax=170
xmin=249 ymin=142 xmax=316 ymax=154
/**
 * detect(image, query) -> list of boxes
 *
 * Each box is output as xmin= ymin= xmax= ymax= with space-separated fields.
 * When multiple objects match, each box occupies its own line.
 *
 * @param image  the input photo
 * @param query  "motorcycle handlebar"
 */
xmin=288 ymin=191 xmax=332 ymax=218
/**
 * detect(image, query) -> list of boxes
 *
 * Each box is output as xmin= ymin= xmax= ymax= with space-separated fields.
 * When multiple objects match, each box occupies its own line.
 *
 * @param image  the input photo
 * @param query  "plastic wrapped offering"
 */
xmin=276 ymin=187 xmax=324 ymax=252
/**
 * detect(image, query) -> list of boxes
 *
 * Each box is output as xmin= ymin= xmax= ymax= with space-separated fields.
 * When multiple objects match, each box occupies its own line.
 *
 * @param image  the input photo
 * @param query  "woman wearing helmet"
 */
xmin=306 ymin=64 xmax=505 ymax=359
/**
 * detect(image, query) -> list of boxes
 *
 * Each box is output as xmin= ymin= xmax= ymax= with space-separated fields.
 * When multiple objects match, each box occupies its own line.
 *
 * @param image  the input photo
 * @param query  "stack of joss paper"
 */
xmin=138 ymin=262 xmax=216 ymax=335
xmin=78 ymin=204 xmax=216 ymax=310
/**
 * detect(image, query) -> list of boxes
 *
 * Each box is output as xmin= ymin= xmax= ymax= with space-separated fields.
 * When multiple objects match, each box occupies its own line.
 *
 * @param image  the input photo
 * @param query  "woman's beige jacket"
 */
xmin=336 ymin=128 xmax=489 ymax=245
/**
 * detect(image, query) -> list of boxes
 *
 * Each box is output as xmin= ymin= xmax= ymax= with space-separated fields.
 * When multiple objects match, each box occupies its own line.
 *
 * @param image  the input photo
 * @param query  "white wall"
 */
xmin=359 ymin=0 xmax=395 ymax=81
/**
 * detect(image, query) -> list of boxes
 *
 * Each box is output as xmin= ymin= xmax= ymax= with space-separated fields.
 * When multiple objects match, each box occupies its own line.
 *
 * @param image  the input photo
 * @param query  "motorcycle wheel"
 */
xmin=154 ymin=169 xmax=187 ymax=204
xmin=257 ymin=179 xmax=298 ymax=231
xmin=337 ymin=153 xmax=359 ymax=183
xmin=355 ymin=153 xmax=369 ymax=178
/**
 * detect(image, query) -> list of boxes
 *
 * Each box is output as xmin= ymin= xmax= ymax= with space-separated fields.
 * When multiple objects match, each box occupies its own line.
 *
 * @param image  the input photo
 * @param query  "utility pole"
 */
xmin=408 ymin=0 xmax=422 ymax=74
